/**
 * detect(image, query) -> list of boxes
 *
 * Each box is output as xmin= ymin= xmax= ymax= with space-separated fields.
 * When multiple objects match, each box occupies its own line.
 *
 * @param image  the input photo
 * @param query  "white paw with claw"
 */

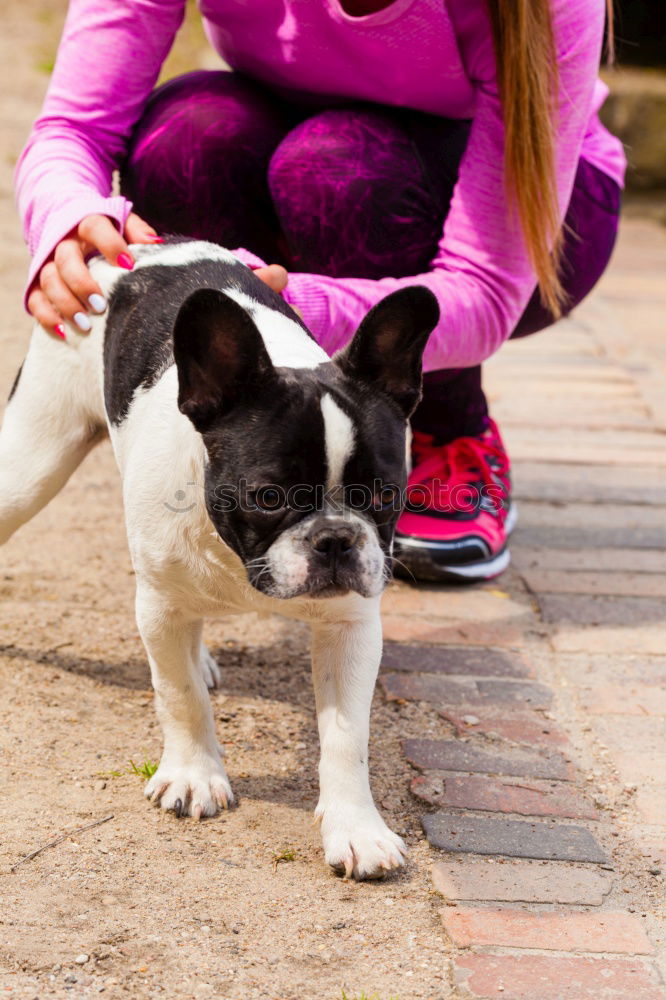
xmin=316 ymin=803 xmax=407 ymax=880
xmin=199 ymin=643 xmax=221 ymax=690
xmin=145 ymin=754 xmax=234 ymax=819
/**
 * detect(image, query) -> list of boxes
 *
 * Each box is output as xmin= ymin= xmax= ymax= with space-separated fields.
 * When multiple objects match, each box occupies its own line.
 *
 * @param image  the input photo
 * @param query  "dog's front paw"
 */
xmin=199 ymin=643 xmax=221 ymax=690
xmin=316 ymin=803 xmax=407 ymax=880
xmin=145 ymin=755 xmax=234 ymax=819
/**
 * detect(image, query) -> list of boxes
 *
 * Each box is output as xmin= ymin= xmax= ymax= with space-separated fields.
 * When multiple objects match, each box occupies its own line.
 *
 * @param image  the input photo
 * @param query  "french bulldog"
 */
xmin=0 ymin=239 xmax=438 ymax=879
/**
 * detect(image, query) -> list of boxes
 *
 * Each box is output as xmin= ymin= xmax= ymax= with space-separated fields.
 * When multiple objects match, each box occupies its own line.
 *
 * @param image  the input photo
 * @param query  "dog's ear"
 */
xmin=334 ymin=287 xmax=439 ymax=417
xmin=173 ymin=288 xmax=276 ymax=432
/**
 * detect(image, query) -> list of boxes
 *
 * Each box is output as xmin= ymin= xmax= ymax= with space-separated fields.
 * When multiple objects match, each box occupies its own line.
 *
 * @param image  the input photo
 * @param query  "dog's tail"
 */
xmin=0 ymin=324 xmax=106 ymax=546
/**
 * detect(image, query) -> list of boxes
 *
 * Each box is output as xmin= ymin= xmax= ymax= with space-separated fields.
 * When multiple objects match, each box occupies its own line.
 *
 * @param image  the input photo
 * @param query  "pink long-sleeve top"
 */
xmin=15 ymin=0 xmax=626 ymax=371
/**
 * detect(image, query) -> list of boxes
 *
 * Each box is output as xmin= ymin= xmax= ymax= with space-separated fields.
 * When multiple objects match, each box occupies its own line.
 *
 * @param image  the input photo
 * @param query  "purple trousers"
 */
xmin=122 ymin=71 xmax=621 ymax=443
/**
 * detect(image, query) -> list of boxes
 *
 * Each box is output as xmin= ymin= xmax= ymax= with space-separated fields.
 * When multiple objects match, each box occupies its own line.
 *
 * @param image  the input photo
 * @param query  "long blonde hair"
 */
xmin=486 ymin=0 xmax=615 ymax=316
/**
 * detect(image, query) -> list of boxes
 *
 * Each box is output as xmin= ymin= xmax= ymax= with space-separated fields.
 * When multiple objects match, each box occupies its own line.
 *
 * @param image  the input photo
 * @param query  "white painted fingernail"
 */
xmin=88 ymin=293 xmax=107 ymax=314
xmin=73 ymin=312 xmax=92 ymax=332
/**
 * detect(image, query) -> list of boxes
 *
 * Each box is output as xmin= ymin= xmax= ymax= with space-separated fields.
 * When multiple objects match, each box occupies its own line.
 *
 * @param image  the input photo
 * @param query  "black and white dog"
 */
xmin=0 ymin=240 xmax=438 ymax=880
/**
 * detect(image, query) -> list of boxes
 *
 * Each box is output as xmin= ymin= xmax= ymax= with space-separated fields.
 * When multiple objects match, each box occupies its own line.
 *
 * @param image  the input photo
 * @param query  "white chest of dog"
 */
xmin=0 ymin=241 xmax=438 ymax=880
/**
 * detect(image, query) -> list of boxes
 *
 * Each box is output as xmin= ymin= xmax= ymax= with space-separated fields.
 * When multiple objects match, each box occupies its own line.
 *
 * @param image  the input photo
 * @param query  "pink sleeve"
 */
xmin=283 ymin=0 xmax=607 ymax=372
xmin=15 ymin=0 xmax=185 ymax=305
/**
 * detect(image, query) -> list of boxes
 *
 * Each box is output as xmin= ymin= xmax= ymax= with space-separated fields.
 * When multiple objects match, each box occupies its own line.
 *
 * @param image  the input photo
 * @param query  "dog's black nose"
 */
xmin=308 ymin=520 xmax=360 ymax=559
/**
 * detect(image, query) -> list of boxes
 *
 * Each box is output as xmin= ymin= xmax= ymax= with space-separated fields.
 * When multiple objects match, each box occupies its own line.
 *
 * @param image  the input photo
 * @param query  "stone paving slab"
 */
xmin=513 ymin=502 xmax=666 ymax=551
xmin=502 ymin=427 xmax=666 ymax=467
xmin=381 ymin=642 xmax=533 ymax=677
xmin=422 ymin=812 xmax=608 ymax=863
xmin=411 ymin=773 xmax=598 ymax=820
xmin=580 ymin=684 xmax=666 ymax=717
xmin=634 ymin=788 xmax=666 ymax=826
xmin=512 ymin=461 xmax=666 ymax=505
xmin=589 ymin=715 xmax=666 ymax=751
xmin=512 ymin=546 xmax=666 ymax=574
xmin=404 ymin=738 xmax=572 ymax=780
xmin=610 ymin=751 xmax=666 ymax=786
xmin=551 ymin=625 xmax=666 ymax=655
xmin=382 ymin=586 xmax=530 ymax=622
xmin=453 ymin=954 xmax=664 ymax=1000
xmin=383 ymin=674 xmax=553 ymax=708
xmin=522 ymin=569 xmax=666 ymax=599
xmin=441 ymin=908 xmax=654 ymax=955
xmin=497 ymin=406 xmax=653 ymax=432
xmin=432 ymin=860 xmax=612 ymax=904
xmin=538 ymin=594 xmax=666 ymax=628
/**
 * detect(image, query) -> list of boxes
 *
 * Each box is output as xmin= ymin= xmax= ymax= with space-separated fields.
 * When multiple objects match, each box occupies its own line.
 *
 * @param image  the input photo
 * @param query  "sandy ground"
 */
xmin=0 ymin=3 xmax=454 ymax=998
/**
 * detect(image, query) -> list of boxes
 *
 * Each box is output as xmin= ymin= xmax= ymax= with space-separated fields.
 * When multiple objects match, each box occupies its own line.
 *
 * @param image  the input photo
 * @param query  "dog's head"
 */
xmin=173 ymin=284 xmax=439 ymax=600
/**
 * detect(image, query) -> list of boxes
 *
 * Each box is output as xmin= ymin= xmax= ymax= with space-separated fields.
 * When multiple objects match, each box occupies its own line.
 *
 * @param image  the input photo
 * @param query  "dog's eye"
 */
xmin=373 ymin=484 xmax=401 ymax=511
xmin=249 ymin=486 xmax=286 ymax=512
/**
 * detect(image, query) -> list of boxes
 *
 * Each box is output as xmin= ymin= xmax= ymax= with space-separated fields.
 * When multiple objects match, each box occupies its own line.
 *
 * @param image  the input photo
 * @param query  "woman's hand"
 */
xmin=28 ymin=212 xmax=160 ymax=338
xmin=29 ymin=212 xmax=290 ymax=341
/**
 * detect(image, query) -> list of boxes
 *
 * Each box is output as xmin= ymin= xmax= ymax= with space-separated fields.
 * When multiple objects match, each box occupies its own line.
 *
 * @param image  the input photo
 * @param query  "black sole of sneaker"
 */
xmin=393 ymin=541 xmax=511 ymax=583
xmin=392 ymin=505 xmax=517 ymax=584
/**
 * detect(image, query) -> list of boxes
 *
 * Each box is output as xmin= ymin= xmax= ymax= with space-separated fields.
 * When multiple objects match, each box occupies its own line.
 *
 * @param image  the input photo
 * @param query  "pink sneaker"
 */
xmin=394 ymin=419 xmax=516 ymax=582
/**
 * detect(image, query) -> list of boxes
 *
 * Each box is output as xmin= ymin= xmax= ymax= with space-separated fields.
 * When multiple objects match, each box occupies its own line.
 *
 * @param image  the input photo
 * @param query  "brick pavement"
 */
xmin=381 ymin=216 xmax=666 ymax=998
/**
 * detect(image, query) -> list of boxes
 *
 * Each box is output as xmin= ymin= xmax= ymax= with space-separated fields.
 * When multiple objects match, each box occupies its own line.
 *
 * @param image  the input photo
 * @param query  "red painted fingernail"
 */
xmin=147 ymin=235 xmax=164 ymax=243
xmin=117 ymin=252 xmax=134 ymax=270
xmin=54 ymin=324 xmax=66 ymax=341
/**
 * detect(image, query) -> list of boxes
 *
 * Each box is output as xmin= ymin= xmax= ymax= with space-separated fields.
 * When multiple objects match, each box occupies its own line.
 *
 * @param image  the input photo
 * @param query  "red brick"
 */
xmin=423 ymin=812 xmax=607 ymax=863
xmin=581 ymin=684 xmax=666 ymax=717
xmin=635 ymin=788 xmax=666 ymax=826
xmin=404 ymin=738 xmax=571 ymax=780
xmin=440 ymin=709 xmax=568 ymax=747
xmin=383 ymin=673 xmax=553 ymax=709
xmin=381 ymin=614 xmax=526 ymax=648
xmin=411 ymin=773 xmax=597 ymax=821
xmin=382 ymin=643 xmax=534 ymax=678
xmin=442 ymin=908 xmax=654 ymax=955
xmin=454 ymin=954 xmax=663 ymax=999
xmin=432 ymin=860 xmax=612 ymax=905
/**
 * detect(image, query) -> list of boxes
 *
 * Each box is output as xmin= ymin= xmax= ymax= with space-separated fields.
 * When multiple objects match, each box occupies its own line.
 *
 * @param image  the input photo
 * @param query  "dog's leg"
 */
xmin=198 ymin=641 xmax=222 ymax=690
xmin=136 ymin=582 xmax=233 ymax=817
xmin=311 ymin=603 xmax=406 ymax=880
xmin=0 ymin=329 xmax=103 ymax=545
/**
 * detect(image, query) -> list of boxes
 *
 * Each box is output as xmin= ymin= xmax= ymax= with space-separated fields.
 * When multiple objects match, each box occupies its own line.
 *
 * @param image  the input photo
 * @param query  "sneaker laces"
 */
xmin=407 ymin=419 xmax=510 ymax=519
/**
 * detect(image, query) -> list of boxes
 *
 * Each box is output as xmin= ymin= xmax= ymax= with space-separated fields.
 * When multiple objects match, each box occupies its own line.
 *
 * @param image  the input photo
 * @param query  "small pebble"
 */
xmin=461 ymin=715 xmax=479 ymax=726
xmin=94 ymin=779 xmax=107 ymax=791
xmin=74 ymin=954 xmax=89 ymax=965
xmin=648 ymin=867 xmax=661 ymax=875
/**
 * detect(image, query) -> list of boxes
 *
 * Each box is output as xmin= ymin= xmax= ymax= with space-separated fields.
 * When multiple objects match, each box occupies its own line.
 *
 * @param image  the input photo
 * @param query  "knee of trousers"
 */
xmin=123 ymin=70 xmax=287 ymax=186
xmin=268 ymin=108 xmax=421 ymax=227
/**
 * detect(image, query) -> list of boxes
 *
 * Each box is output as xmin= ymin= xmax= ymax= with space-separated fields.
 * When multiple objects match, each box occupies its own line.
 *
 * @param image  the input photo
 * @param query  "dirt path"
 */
xmin=0 ymin=4 xmax=452 ymax=998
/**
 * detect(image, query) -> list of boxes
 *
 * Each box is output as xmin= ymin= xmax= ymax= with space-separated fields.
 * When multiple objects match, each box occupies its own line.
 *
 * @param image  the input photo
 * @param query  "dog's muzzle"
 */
xmin=248 ymin=512 xmax=385 ymax=600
